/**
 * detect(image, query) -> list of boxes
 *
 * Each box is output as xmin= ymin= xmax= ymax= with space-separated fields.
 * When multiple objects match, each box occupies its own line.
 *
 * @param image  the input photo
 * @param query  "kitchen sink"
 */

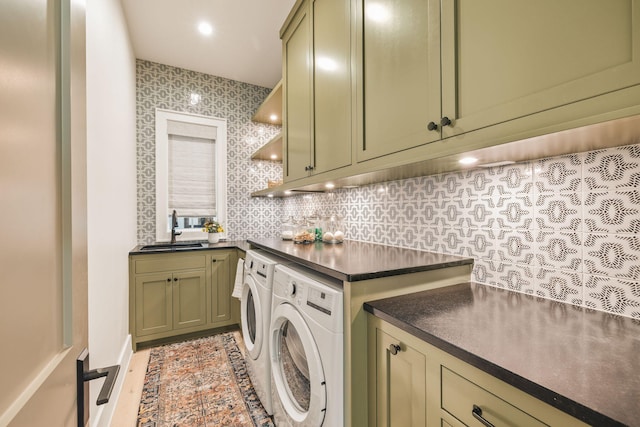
xmin=139 ymin=242 xmax=204 ymax=251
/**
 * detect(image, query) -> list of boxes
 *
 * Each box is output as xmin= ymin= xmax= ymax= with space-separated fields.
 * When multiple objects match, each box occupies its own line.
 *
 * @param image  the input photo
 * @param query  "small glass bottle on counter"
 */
xmin=293 ymin=217 xmax=315 ymax=244
xmin=322 ymin=215 xmax=344 ymax=243
xmin=281 ymin=216 xmax=295 ymax=240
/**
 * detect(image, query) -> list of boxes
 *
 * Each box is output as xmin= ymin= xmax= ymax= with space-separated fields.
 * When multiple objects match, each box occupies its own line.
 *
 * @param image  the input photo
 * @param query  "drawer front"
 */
xmin=134 ymin=254 xmax=206 ymax=274
xmin=441 ymin=367 xmax=547 ymax=427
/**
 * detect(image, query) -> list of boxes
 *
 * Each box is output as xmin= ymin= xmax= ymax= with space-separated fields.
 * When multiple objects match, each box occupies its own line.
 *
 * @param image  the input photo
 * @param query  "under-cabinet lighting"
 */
xmin=198 ymin=22 xmax=213 ymax=36
xmin=270 ymin=154 xmax=278 ymax=160
xmin=270 ymin=114 xmax=278 ymax=121
xmin=478 ymin=160 xmax=516 ymax=168
xmin=267 ymin=194 xmax=274 ymax=198
xmin=284 ymin=190 xmax=292 ymax=195
xmin=459 ymin=157 xmax=478 ymax=165
xmin=325 ymin=183 xmax=335 ymax=189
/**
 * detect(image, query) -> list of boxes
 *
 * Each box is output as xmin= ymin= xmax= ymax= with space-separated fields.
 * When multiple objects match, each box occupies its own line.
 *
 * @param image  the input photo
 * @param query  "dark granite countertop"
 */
xmin=129 ymin=239 xmax=251 ymax=255
xmin=247 ymin=238 xmax=473 ymax=282
xmin=364 ymin=283 xmax=640 ymax=427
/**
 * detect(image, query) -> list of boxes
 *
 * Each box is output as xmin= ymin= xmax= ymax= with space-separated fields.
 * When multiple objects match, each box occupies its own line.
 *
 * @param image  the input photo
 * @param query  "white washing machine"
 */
xmin=241 ymin=249 xmax=290 ymax=415
xmin=269 ymin=264 xmax=344 ymax=427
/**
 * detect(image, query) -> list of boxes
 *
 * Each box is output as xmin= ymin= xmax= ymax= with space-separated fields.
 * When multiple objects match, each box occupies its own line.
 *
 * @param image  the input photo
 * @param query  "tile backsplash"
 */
xmin=135 ymin=59 xmax=639 ymax=318
xmin=136 ymin=60 xmax=283 ymax=243
xmin=283 ymin=144 xmax=640 ymax=319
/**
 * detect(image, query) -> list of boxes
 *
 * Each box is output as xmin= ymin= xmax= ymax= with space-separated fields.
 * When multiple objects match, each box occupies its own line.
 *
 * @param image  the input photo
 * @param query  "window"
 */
xmin=155 ymin=109 xmax=227 ymax=242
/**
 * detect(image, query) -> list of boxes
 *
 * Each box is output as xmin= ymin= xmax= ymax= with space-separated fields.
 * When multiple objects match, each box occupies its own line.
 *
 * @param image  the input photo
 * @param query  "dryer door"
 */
xmin=270 ymin=302 xmax=326 ymax=426
xmin=241 ymin=274 xmax=263 ymax=360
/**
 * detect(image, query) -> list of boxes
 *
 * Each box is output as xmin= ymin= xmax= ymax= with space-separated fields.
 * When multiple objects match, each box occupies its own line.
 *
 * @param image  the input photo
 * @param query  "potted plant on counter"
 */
xmin=203 ymin=220 xmax=224 ymax=243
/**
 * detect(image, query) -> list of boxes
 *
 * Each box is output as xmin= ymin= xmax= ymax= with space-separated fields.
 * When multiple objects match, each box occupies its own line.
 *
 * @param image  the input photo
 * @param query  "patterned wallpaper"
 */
xmin=283 ymin=144 xmax=640 ymax=319
xmin=136 ymin=60 xmax=283 ymax=243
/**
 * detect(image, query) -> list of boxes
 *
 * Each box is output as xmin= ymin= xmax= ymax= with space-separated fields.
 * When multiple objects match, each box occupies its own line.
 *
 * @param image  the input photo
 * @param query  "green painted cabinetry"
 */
xmin=282 ymin=0 xmax=352 ymax=183
xmin=358 ymin=0 xmax=640 ymax=161
xmin=374 ymin=328 xmax=427 ymax=427
xmin=368 ymin=317 xmax=589 ymax=427
xmin=256 ymin=0 xmax=640 ymax=197
xmin=129 ymin=249 xmax=239 ymax=350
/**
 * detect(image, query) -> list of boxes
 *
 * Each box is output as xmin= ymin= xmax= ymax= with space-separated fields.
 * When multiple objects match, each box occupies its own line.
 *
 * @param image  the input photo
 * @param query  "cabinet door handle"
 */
xmin=305 ymin=165 xmax=315 ymax=171
xmin=173 ymin=277 xmax=178 ymax=281
xmin=427 ymin=121 xmax=438 ymax=131
xmin=441 ymin=116 xmax=452 ymax=127
xmin=166 ymin=278 xmax=171 ymax=282
xmin=389 ymin=343 xmax=401 ymax=355
xmin=472 ymin=405 xmax=495 ymax=427
xmin=212 ymin=259 xmax=217 ymax=263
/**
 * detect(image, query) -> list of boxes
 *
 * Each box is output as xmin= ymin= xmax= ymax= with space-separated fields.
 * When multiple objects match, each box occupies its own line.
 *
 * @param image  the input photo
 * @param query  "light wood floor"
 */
xmin=110 ymin=349 xmax=150 ymax=426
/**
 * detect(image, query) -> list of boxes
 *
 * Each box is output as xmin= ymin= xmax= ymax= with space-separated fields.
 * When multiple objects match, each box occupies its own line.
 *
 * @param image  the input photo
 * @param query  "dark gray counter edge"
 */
xmin=363 ymin=299 xmax=626 ymax=427
xmin=248 ymin=240 xmax=473 ymax=282
xmin=129 ymin=240 xmax=251 ymax=255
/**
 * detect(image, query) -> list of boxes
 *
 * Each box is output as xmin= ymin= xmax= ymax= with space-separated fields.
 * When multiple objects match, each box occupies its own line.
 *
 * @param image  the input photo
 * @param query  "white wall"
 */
xmin=86 ymin=0 xmax=137 ymax=425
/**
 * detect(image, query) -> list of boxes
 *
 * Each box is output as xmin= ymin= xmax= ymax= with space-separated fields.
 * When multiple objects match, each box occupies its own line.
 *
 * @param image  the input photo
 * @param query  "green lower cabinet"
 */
xmin=375 ymin=329 xmax=427 ymax=427
xmin=130 ymin=249 xmax=240 ymax=350
xmin=134 ymin=272 xmax=173 ymax=337
xmin=368 ymin=316 xmax=589 ymax=427
xmin=210 ymin=250 xmax=231 ymax=325
xmin=172 ymin=269 xmax=207 ymax=330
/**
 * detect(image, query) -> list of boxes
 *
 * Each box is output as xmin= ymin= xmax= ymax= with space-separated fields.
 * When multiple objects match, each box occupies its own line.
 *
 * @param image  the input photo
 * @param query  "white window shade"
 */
xmin=167 ymin=120 xmax=217 ymax=140
xmin=168 ymin=134 xmax=216 ymax=217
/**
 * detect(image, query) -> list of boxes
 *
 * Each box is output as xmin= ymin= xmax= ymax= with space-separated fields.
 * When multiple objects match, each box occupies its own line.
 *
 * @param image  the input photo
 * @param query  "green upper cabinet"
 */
xmin=282 ymin=0 xmax=352 ymax=182
xmin=440 ymin=0 xmax=640 ymax=139
xmin=283 ymin=1 xmax=312 ymax=182
xmin=359 ymin=0 xmax=441 ymax=162
xmin=357 ymin=0 xmax=640 ymax=162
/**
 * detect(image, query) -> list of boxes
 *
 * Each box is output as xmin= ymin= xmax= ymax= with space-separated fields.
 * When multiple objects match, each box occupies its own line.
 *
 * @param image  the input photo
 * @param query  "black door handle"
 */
xmin=77 ymin=349 xmax=120 ymax=427
xmin=472 ymin=404 xmax=496 ymax=427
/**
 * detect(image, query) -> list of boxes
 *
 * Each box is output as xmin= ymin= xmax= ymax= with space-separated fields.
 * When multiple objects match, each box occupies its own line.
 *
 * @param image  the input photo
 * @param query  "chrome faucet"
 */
xmin=171 ymin=210 xmax=182 ymax=243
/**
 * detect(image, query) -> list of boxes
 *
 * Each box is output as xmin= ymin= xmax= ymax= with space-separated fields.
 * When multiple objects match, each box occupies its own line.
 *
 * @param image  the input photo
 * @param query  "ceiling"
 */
xmin=121 ymin=0 xmax=297 ymax=89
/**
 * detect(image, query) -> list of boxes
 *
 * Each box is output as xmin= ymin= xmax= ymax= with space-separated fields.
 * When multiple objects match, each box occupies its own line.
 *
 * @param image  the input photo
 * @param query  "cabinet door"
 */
xmin=376 ymin=329 xmax=427 ymax=427
xmin=172 ymin=269 xmax=207 ymax=330
xmin=359 ymin=0 xmax=441 ymax=162
xmin=313 ymin=0 xmax=352 ymax=174
xmin=135 ymin=273 xmax=173 ymax=336
xmin=283 ymin=0 xmax=313 ymax=182
xmin=441 ymin=0 xmax=640 ymax=138
xmin=210 ymin=252 xmax=231 ymax=324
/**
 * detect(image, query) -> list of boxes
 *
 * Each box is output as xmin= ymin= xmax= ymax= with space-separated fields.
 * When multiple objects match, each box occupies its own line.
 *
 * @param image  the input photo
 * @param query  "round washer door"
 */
xmin=241 ymin=274 xmax=263 ymax=360
xmin=270 ymin=302 xmax=326 ymax=426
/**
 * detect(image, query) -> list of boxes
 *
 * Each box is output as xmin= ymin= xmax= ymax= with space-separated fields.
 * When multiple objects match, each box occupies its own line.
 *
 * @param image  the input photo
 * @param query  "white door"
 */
xmin=241 ymin=274 xmax=264 ymax=360
xmin=0 ymin=0 xmax=88 ymax=425
xmin=270 ymin=303 xmax=326 ymax=426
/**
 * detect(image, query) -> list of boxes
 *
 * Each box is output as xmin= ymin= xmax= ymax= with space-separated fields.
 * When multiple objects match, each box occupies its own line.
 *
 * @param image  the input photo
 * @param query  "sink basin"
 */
xmin=139 ymin=243 xmax=204 ymax=251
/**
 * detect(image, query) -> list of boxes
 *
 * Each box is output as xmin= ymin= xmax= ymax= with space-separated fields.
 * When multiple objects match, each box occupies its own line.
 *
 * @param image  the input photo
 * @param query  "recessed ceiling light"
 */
xmin=198 ymin=22 xmax=213 ymax=36
xmin=270 ymin=154 xmax=278 ymax=160
xmin=270 ymin=114 xmax=278 ymax=121
xmin=459 ymin=157 xmax=478 ymax=165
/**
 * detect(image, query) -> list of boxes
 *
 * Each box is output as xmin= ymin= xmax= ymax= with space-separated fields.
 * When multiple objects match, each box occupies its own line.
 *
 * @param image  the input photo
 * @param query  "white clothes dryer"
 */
xmin=241 ymin=249 xmax=290 ymax=415
xmin=269 ymin=264 xmax=344 ymax=427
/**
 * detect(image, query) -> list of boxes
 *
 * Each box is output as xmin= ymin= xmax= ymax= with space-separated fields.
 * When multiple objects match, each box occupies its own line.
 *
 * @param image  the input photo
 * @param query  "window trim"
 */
xmin=155 ymin=108 xmax=227 ymax=242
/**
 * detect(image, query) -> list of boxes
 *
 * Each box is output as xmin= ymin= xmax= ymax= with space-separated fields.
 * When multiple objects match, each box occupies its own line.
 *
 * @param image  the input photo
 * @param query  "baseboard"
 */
xmin=91 ymin=334 xmax=133 ymax=427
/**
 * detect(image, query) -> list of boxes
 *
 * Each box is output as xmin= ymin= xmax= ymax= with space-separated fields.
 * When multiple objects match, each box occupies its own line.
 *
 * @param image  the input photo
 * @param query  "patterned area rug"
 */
xmin=137 ymin=332 xmax=274 ymax=427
